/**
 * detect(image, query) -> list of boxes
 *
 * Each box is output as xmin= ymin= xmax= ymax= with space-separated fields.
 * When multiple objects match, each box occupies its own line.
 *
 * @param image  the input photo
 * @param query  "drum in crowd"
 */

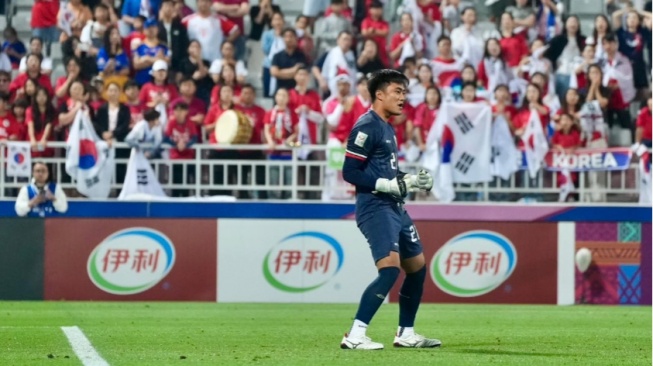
xmin=215 ymin=109 xmax=253 ymax=144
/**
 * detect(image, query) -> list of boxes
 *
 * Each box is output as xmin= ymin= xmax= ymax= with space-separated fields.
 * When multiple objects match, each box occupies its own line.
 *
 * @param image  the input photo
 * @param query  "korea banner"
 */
xmin=522 ymin=110 xmax=549 ymax=179
xmin=6 ymin=141 xmax=31 ymax=178
xmin=65 ymin=110 xmax=114 ymax=198
xmin=118 ymin=148 xmax=166 ymax=200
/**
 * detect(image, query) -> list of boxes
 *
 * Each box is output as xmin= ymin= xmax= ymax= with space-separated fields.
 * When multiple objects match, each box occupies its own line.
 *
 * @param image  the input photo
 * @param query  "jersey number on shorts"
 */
xmin=409 ymin=225 xmax=420 ymax=242
xmin=390 ymin=153 xmax=397 ymax=170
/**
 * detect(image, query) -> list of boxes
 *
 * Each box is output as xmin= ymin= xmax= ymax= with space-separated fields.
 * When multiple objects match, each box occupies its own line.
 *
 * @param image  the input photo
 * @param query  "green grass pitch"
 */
xmin=0 ymin=302 xmax=650 ymax=365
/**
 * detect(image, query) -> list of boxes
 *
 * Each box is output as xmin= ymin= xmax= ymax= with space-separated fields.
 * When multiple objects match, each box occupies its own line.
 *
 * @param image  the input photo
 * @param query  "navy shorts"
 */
xmin=356 ymin=203 xmax=423 ymax=263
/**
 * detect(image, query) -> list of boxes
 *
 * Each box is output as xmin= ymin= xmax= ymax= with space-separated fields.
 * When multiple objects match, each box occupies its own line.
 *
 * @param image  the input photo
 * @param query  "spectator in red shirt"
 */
xmin=122 ymin=15 xmax=147 ymax=60
xmin=553 ymin=88 xmax=582 ymax=127
xmin=9 ymin=54 xmax=54 ymax=101
xmin=513 ymin=83 xmax=550 ymax=147
xmin=124 ymin=80 xmax=143 ymax=128
xmin=32 ymin=0 xmax=61 ymax=54
xmin=289 ymin=67 xmax=324 ymax=147
xmin=572 ymin=44 xmax=596 ymax=92
xmin=11 ymin=98 xmax=29 ymax=141
xmin=204 ymin=84 xmax=235 ymax=145
xmin=164 ymin=101 xmax=199 ymax=197
xmin=498 ymin=12 xmax=529 ymax=68
xmin=551 ymin=113 xmax=582 ymax=201
xmin=431 ymin=35 xmax=463 ymax=87
xmin=492 ymin=83 xmax=518 ymax=125
xmin=170 ymin=77 xmax=207 ymax=128
xmin=357 ymin=39 xmax=386 ymax=77
xmin=636 ymin=95 xmax=652 ymax=148
xmin=54 ymin=57 xmax=82 ymax=107
xmin=57 ymin=80 xmax=94 ymax=139
xmin=210 ymin=63 xmax=243 ymax=105
xmin=183 ymin=0 xmax=240 ymax=63
xmin=27 ymin=88 xmax=57 ymax=157
xmin=294 ymin=15 xmax=315 ymax=64
xmin=235 ymin=83 xmax=268 ymax=199
xmin=390 ymin=13 xmax=425 ymax=68
xmin=360 ymin=1 xmax=390 ymax=67
xmin=212 ymin=0 xmax=250 ymax=60
xmin=0 ymin=71 xmax=9 ymax=94
xmin=139 ymin=60 xmax=178 ymax=112
xmin=264 ymin=87 xmax=298 ymax=199
xmin=0 ymin=92 xmax=18 ymax=141
xmin=414 ymin=85 xmax=441 ymax=152
xmin=477 ymin=38 xmax=512 ymax=92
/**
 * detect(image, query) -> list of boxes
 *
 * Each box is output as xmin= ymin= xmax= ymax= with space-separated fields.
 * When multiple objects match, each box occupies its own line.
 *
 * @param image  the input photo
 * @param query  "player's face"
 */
xmin=378 ymin=82 xmax=406 ymax=117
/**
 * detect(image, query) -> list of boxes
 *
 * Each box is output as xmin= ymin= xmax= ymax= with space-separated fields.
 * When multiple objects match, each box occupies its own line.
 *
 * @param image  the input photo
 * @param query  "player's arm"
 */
xmin=342 ymin=127 xmax=407 ymax=197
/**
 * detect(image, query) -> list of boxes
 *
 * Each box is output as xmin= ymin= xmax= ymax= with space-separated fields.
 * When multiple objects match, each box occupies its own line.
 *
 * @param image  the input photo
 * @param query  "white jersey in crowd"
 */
xmin=182 ymin=13 xmax=239 ymax=62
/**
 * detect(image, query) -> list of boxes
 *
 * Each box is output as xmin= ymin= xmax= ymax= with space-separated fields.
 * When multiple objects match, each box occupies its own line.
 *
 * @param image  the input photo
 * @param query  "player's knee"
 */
xmin=406 ymin=265 xmax=426 ymax=281
xmin=378 ymin=266 xmax=400 ymax=283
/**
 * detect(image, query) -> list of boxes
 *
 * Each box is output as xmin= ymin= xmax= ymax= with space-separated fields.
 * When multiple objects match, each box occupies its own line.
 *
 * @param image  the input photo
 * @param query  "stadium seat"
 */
xmin=12 ymin=11 xmax=31 ymax=33
xmin=568 ymin=0 xmax=605 ymax=16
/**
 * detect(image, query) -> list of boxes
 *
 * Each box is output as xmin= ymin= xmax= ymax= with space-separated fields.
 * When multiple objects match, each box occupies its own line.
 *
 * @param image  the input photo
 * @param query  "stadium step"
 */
xmin=11 ymin=11 xmax=31 ymax=33
xmin=568 ymin=0 xmax=605 ymax=16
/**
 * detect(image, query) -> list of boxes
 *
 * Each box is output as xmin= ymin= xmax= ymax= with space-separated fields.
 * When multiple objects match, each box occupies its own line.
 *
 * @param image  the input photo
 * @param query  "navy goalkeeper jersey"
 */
xmin=344 ymin=109 xmax=401 ymax=208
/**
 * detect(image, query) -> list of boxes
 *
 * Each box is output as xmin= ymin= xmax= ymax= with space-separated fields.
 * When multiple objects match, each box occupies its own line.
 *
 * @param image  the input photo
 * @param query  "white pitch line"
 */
xmin=61 ymin=326 xmax=110 ymax=366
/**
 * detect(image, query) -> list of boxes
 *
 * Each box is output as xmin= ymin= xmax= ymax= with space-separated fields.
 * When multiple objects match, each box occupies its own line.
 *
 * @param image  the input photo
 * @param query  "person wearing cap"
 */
xmin=321 ymin=70 xmax=357 ymax=201
xmin=139 ymin=59 xmax=179 ymax=127
xmin=133 ymin=18 xmax=171 ymax=86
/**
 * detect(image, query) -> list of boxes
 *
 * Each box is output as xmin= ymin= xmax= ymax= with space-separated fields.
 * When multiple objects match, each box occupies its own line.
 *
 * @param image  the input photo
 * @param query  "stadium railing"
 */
xmin=0 ymin=142 xmax=643 ymax=202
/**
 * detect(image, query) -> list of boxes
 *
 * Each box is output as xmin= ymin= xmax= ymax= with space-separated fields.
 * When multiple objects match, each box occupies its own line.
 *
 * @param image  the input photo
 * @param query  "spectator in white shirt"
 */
xmin=19 ymin=37 xmax=53 ymax=75
xmin=209 ymin=40 xmax=248 ymax=85
xmin=182 ymin=0 xmax=240 ymax=63
xmin=15 ymin=162 xmax=68 ymax=217
xmin=450 ymin=7 xmax=485 ymax=70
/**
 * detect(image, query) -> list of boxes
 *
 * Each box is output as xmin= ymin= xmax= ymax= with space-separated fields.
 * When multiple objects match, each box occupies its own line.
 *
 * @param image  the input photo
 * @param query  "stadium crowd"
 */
xmin=0 ymin=0 xmax=651 ymax=201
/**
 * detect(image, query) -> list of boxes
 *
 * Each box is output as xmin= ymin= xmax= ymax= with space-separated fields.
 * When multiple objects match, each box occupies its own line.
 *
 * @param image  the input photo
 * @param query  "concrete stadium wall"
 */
xmin=0 ymin=202 xmax=649 ymax=305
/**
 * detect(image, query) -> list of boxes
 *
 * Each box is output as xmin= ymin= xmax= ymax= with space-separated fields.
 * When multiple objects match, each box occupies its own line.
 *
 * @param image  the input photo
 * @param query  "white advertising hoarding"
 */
xmin=217 ymin=219 xmax=379 ymax=303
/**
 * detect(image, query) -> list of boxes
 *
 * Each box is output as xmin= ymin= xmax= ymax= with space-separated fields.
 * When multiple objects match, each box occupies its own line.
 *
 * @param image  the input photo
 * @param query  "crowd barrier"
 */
xmin=0 ymin=202 xmax=649 ymax=306
xmin=0 ymin=142 xmax=645 ymax=202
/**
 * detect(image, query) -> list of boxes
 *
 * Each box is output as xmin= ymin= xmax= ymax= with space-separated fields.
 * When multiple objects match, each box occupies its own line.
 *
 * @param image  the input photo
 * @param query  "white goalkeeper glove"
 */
xmin=375 ymin=177 xmax=408 ymax=198
xmin=399 ymin=170 xmax=434 ymax=192
xmin=416 ymin=169 xmax=433 ymax=191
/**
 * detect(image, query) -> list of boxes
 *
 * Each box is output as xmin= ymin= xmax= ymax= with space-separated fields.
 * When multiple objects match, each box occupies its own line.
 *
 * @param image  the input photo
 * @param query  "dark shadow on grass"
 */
xmin=447 ymin=348 xmax=568 ymax=357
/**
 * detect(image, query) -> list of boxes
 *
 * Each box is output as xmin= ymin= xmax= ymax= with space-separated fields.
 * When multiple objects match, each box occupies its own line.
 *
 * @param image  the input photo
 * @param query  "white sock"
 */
xmin=397 ymin=326 xmax=415 ymax=338
xmin=348 ymin=319 xmax=368 ymax=338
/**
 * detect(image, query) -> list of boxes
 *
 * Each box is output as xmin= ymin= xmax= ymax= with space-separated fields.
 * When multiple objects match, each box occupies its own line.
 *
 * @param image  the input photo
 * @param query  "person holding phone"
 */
xmin=15 ymin=162 xmax=68 ymax=217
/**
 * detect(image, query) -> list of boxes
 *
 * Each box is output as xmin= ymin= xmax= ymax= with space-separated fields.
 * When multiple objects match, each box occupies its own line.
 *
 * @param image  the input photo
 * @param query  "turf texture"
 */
xmin=0 ymin=302 xmax=650 ymax=365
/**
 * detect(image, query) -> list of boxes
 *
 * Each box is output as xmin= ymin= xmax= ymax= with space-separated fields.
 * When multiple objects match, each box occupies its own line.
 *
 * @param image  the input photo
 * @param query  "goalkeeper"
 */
xmin=340 ymin=69 xmax=441 ymax=350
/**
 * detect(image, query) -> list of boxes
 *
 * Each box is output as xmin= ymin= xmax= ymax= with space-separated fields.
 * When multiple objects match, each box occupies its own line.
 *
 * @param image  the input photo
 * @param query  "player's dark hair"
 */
xmin=143 ymin=108 xmax=161 ymax=122
xmin=367 ymin=69 xmax=409 ymax=102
